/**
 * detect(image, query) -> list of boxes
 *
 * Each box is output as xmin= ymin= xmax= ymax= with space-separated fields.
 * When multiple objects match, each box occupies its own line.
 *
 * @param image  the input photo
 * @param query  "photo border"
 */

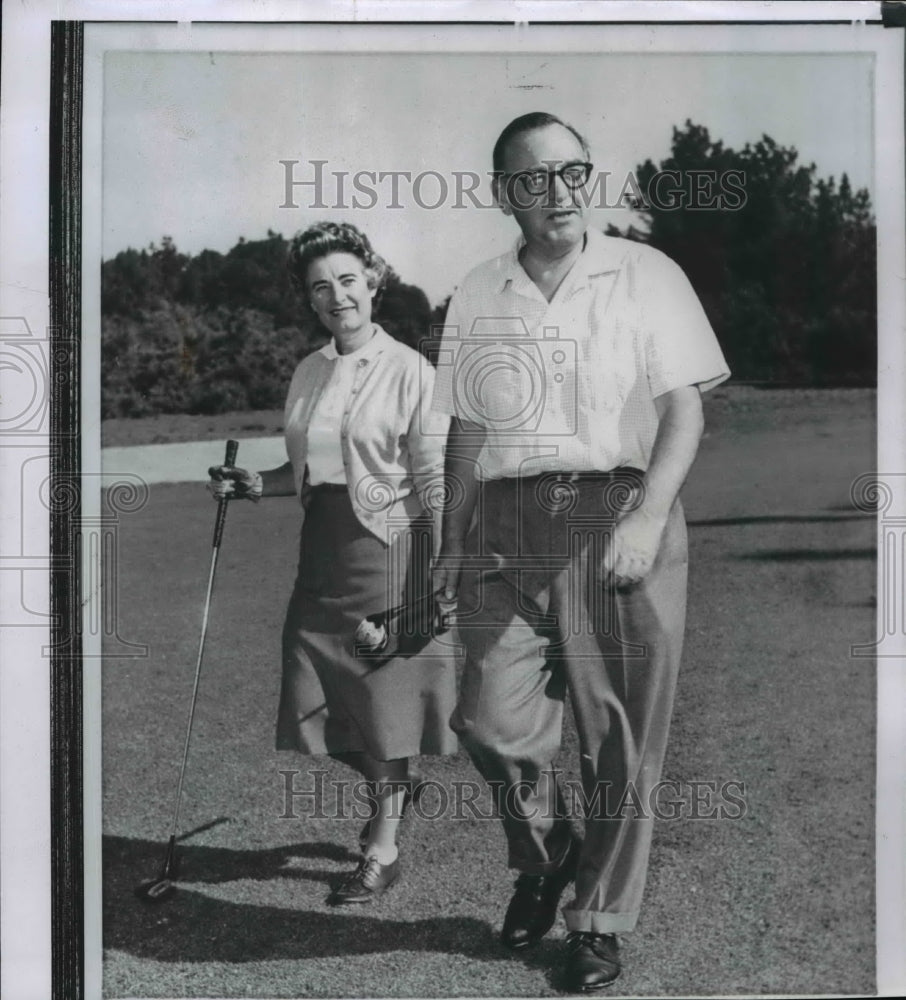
xmin=2 ymin=3 xmax=902 ymax=998
xmin=49 ymin=18 xmax=85 ymax=1000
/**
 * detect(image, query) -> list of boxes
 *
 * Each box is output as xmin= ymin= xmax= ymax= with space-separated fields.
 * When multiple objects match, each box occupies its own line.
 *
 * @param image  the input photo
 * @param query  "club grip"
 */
xmin=212 ymin=439 xmax=239 ymax=548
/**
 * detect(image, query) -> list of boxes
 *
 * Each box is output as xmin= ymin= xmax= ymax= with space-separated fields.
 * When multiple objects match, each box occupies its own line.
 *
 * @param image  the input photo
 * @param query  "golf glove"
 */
xmin=207 ymin=464 xmax=263 ymax=502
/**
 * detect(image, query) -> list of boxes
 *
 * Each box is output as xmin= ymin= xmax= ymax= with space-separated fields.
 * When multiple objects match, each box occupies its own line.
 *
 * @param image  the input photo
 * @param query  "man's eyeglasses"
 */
xmin=503 ymin=161 xmax=593 ymax=196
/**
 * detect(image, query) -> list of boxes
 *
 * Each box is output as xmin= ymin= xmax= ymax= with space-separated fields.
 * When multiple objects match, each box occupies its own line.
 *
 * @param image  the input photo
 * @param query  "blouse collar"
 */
xmin=321 ymin=323 xmax=389 ymax=361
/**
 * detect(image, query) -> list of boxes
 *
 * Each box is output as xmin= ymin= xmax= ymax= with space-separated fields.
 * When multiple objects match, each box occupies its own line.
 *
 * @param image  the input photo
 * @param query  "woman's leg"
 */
xmin=333 ymin=751 xmax=413 ymax=862
xmin=360 ymin=755 xmax=410 ymax=863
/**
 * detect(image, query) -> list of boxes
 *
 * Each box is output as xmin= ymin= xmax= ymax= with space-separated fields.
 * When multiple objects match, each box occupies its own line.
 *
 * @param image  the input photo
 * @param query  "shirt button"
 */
xmin=358 ymin=359 xmax=368 ymax=367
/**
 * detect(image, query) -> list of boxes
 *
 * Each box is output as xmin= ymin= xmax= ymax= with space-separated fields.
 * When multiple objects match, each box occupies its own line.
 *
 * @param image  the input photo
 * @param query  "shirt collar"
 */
xmin=321 ymin=323 xmax=389 ymax=361
xmin=497 ymin=226 xmax=626 ymax=295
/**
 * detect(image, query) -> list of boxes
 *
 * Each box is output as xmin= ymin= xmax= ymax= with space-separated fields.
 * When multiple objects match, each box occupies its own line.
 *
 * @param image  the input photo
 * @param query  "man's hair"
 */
xmin=287 ymin=220 xmax=389 ymax=308
xmin=492 ymin=112 xmax=591 ymax=173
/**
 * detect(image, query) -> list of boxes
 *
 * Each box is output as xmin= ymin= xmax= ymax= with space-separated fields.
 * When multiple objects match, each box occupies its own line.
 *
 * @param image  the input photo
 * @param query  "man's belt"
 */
xmin=490 ymin=468 xmax=646 ymax=515
xmin=496 ymin=467 xmax=644 ymax=486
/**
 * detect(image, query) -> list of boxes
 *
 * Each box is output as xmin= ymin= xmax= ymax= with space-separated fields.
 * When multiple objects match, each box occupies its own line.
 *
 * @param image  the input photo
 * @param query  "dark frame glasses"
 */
xmin=503 ymin=161 xmax=594 ymax=196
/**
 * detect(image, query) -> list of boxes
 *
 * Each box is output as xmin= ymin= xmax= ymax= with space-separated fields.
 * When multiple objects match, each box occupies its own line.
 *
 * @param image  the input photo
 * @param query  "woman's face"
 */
xmin=305 ymin=252 xmax=376 ymax=342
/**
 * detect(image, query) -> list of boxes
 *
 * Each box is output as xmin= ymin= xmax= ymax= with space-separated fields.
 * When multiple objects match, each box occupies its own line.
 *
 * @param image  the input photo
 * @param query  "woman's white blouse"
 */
xmin=305 ymin=332 xmax=384 ymax=485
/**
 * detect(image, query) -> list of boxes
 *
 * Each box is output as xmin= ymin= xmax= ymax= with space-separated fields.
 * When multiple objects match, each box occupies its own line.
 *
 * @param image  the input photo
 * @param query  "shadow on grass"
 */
xmin=687 ymin=513 xmax=868 ymax=528
xmin=126 ymin=830 xmax=360 ymax=887
xmin=104 ymin=833 xmax=529 ymax=967
xmin=734 ymin=548 xmax=874 ymax=561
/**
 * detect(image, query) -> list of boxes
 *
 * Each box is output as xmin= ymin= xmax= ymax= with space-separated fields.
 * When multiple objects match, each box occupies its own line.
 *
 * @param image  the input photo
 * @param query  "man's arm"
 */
xmin=433 ymin=416 xmax=487 ymax=602
xmin=404 ymin=362 xmax=451 ymax=553
xmin=604 ymin=385 xmax=704 ymax=586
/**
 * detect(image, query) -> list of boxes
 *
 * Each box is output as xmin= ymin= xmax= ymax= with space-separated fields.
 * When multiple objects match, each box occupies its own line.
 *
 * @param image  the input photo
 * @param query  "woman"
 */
xmin=207 ymin=221 xmax=456 ymax=905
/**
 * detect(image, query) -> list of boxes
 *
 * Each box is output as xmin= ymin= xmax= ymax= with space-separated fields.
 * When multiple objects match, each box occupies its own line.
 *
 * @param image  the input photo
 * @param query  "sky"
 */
xmin=103 ymin=47 xmax=874 ymax=306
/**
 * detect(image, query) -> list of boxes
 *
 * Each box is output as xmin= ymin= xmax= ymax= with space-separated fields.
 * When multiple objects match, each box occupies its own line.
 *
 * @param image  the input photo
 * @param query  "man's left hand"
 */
xmin=602 ymin=506 xmax=668 ymax=587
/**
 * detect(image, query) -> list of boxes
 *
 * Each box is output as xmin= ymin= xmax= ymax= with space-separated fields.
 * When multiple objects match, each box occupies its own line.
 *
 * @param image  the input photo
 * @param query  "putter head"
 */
xmin=135 ymin=877 xmax=178 ymax=903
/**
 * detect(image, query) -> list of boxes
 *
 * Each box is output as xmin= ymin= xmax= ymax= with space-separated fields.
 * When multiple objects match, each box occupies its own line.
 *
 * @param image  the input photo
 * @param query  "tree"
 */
xmin=101 ymin=232 xmax=443 ymax=417
xmin=619 ymin=121 xmax=876 ymax=384
xmin=376 ymin=272 xmax=433 ymax=355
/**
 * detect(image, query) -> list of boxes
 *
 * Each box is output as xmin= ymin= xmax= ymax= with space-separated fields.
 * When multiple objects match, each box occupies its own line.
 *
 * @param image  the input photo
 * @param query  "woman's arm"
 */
xmin=259 ymin=461 xmax=297 ymax=498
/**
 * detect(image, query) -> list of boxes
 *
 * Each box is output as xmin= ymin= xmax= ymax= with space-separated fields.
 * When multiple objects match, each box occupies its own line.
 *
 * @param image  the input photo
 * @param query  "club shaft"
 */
xmin=380 ymin=588 xmax=436 ymax=625
xmin=150 ymin=439 xmax=238 ymax=887
xmin=167 ymin=531 xmax=223 ymax=842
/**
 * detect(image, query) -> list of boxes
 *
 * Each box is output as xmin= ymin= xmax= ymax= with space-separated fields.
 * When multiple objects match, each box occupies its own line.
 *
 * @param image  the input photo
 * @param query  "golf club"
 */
xmin=135 ymin=438 xmax=239 ymax=903
xmin=353 ymin=589 xmax=454 ymax=654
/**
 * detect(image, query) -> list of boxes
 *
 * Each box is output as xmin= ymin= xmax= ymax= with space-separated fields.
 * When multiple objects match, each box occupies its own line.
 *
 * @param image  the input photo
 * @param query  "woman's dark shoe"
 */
xmin=327 ymin=854 xmax=400 ymax=905
xmin=358 ymin=773 xmax=427 ymax=852
xmin=562 ymin=932 xmax=621 ymax=991
xmin=500 ymin=835 xmax=581 ymax=949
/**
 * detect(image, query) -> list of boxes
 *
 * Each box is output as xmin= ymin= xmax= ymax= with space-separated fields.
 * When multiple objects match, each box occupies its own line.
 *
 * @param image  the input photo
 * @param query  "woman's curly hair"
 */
xmin=287 ymin=221 xmax=390 ymax=309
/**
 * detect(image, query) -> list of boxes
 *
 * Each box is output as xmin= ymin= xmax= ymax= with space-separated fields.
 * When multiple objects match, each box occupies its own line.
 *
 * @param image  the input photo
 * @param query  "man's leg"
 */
xmin=561 ymin=502 xmax=688 ymax=935
xmin=451 ymin=479 xmax=580 ymax=949
xmin=451 ymin=565 xmax=573 ymax=874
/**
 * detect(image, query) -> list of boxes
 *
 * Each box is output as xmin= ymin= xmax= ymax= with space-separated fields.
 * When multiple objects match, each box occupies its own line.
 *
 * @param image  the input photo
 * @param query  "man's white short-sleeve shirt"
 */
xmin=432 ymin=228 xmax=730 ymax=480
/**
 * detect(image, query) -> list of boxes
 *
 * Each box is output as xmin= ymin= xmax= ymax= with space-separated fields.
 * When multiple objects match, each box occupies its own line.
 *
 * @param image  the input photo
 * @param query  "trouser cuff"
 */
xmin=562 ymin=906 xmax=639 ymax=934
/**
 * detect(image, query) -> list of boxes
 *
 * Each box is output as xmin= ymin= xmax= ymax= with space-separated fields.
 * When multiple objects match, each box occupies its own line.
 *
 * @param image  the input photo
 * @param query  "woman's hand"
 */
xmin=207 ymin=465 xmax=264 ymax=502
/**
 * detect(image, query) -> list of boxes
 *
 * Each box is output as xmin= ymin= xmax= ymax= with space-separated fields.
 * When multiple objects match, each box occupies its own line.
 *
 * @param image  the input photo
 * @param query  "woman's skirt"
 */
xmin=276 ymin=486 xmax=458 ymax=760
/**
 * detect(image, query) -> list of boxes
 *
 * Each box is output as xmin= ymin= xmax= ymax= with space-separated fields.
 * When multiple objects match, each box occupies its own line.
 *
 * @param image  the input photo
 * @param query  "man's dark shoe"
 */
xmin=500 ymin=836 xmax=581 ymax=949
xmin=327 ymin=855 xmax=400 ymax=905
xmin=562 ymin=932 xmax=621 ymax=991
xmin=358 ymin=774 xmax=427 ymax=851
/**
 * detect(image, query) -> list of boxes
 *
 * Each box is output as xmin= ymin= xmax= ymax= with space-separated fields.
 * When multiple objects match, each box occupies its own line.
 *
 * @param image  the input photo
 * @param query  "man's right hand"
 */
xmin=431 ymin=416 xmax=485 ymax=616
xmin=432 ymin=542 xmax=466 ymax=609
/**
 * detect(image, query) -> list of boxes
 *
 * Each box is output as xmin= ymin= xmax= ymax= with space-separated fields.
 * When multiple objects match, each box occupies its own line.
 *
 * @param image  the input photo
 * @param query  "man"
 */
xmin=432 ymin=112 xmax=729 ymax=990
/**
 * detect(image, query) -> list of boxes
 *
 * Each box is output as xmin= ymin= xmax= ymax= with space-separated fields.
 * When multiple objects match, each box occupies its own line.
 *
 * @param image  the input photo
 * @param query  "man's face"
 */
xmin=497 ymin=124 xmax=591 ymax=253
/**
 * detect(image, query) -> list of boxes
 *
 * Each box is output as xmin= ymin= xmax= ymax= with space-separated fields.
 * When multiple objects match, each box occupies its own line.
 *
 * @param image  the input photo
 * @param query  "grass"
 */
xmin=102 ymin=387 xmax=876 ymax=998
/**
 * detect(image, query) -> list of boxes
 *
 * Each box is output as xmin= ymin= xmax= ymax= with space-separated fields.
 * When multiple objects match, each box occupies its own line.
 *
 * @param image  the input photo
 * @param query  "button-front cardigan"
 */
xmin=283 ymin=325 xmax=449 ymax=543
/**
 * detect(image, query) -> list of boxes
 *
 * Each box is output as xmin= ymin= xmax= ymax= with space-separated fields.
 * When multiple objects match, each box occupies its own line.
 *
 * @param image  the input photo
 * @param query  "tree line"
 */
xmin=101 ymin=121 xmax=876 ymax=418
